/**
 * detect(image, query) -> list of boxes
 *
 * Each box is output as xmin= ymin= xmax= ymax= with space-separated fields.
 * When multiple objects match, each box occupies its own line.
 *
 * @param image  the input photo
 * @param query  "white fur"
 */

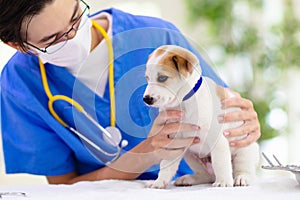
xmin=143 ymin=45 xmax=259 ymax=189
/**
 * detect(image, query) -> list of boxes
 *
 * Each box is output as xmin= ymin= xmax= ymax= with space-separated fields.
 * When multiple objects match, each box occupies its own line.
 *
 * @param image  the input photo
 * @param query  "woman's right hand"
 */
xmin=101 ymin=110 xmax=201 ymax=179
xmin=63 ymin=110 xmax=202 ymax=183
xmin=145 ymin=110 xmax=201 ymax=163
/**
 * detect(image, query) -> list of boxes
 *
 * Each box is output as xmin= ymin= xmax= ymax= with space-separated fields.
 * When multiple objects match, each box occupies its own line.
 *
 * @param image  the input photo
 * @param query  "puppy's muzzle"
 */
xmin=143 ymin=95 xmax=155 ymax=105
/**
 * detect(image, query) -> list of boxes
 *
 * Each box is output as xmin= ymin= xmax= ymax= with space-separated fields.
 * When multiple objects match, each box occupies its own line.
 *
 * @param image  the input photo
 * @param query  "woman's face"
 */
xmin=25 ymin=0 xmax=81 ymax=49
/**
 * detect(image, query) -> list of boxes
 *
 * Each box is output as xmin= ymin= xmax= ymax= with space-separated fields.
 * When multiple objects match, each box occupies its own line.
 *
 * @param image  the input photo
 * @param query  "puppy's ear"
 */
xmin=172 ymin=51 xmax=198 ymax=78
xmin=184 ymin=51 xmax=199 ymax=73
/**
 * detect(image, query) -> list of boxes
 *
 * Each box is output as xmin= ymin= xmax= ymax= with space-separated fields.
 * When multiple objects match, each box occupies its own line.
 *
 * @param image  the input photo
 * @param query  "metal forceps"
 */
xmin=0 ymin=192 xmax=27 ymax=198
xmin=261 ymin=152 xmax=300 ymax=184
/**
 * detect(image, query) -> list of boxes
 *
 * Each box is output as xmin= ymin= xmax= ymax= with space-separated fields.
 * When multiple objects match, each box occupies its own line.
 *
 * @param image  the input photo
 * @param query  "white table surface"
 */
xmin=0 ymin=176 xmax=299 ymax=200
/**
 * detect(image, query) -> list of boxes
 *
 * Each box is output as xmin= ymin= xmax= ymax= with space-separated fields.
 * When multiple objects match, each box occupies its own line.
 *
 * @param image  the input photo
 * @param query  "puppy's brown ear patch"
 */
xmin=216 ymin=85 xmax=229 ymax=101
xmin=171 ymin=55 xmax=186 ymax=78
xmin=184 ymin=51 xmax=198 ymax=74
xmin=147 ymin=48 xmax=165 ymax=62
xmin=169 ymin=47 xmax=199 ymax=78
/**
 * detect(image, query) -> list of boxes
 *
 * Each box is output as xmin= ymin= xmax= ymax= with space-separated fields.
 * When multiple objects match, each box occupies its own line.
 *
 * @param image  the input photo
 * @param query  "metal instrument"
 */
xmin=0 ymin=192 xmax=27 ymax=198
xmin=261 ymin=152 xmax=300 ymax=184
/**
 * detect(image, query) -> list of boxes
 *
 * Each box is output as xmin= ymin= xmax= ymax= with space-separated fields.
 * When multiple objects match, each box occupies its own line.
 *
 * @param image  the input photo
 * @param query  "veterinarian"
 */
xmin=0 ymin=0 xmax=261 ymax=184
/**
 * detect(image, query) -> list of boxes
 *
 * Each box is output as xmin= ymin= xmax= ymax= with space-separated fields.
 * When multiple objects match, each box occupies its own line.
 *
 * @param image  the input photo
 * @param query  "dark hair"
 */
xmin=0 ymin=0 xmax=53 ymax=51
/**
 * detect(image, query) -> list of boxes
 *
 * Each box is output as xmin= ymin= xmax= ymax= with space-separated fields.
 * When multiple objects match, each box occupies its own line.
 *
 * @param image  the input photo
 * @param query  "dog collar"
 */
xmin=182 ymin=77 xmax=203 ymax=101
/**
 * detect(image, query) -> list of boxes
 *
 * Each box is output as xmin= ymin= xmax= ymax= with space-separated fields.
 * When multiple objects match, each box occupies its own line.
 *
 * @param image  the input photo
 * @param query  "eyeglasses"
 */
xmin=25 ymin=0 xmax=90 ymax=54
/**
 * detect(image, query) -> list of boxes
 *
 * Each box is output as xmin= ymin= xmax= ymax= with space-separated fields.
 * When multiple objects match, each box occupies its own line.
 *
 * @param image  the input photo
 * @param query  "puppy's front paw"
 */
xmin=234 ymin=174 xmax=251 ymax=186
xmin=213 ymin=178 xmax=233 ymax=187
xmin=145 ymin=180 xmax=168 ymax=189
xmin=174 ymin=175 xmax=194 ymax=186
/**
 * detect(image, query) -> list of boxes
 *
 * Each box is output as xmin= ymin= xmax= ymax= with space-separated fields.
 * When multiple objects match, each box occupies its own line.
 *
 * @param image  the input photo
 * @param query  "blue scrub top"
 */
xmin=0 ymin=8 xmax=227 ymax=179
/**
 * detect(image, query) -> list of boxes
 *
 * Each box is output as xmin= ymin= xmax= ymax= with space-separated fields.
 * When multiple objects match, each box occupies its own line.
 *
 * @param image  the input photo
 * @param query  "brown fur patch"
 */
xmin=216 ymin=85 xmax=229 ymax=101
xmin=159 ymin=67 xmax=178 ymax=79
xmin=150 ymin=46 xmax=199 ymax=78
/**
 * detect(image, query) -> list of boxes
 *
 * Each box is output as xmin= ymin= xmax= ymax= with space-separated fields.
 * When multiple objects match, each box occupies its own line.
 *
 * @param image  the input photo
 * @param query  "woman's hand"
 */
xmin=104 ymin=110 xmax=200 ymax=178
xmin=146 ymin=110 xmax=200 ymax=163
xmin=55 ymin=110 xmax=201 ymax=183
xmin=218 ymin=90 xmax=261 ymax=147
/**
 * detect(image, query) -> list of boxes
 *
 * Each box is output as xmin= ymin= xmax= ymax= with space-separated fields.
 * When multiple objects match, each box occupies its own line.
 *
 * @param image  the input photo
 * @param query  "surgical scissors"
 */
xmin=0 ymin=192 xmax=27 ymax=198
xmin=261 ymin=152 xmax=300 ymax=184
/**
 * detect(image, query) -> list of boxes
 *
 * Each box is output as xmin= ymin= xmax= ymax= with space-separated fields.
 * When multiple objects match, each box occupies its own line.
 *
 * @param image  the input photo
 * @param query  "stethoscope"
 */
xmin=39 ymin=20 xmax=128 ymax=164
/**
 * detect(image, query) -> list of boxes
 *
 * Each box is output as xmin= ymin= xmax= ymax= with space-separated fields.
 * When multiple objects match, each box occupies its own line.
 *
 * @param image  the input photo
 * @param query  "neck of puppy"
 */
xmin=177 ymin=65 xmax=202 ymax=102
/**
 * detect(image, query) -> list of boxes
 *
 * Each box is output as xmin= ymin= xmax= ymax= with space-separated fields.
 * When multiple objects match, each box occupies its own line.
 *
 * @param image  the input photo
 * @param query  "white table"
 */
xmin=0 ymin=176 xmax=299 ymax=200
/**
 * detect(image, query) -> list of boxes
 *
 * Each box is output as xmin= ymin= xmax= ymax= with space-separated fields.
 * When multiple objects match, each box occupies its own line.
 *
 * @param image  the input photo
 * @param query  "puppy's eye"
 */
xmin=157 ymin=75 xmax=168 ymax=83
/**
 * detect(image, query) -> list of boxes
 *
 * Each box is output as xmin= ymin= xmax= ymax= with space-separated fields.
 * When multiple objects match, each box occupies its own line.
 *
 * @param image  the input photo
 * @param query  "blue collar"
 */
xmin=182 ymin=77 xmax=203 ymax=101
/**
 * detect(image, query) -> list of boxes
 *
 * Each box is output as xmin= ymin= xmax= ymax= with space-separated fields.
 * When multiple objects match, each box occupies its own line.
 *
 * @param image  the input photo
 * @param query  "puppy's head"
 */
xmin=143 ymin=45 xmax=201 ymax=108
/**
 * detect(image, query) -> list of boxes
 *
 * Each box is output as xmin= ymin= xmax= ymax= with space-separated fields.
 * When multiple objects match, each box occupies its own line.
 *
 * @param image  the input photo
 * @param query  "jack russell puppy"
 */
xmin=143 ymin=45 xmax=259 ymax=189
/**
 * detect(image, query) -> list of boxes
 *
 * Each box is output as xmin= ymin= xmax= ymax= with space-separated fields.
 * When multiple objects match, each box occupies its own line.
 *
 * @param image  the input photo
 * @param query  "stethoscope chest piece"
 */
xmin=104 ymin=126 xmax=122 ymax=146
xmin=104 ymin=126 xmax=128 ymax=148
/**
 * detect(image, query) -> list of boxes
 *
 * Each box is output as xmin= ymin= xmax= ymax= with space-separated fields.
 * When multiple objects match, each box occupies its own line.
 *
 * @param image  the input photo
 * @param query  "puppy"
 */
xmin=143 ymin=45 xmax=259 ymax=189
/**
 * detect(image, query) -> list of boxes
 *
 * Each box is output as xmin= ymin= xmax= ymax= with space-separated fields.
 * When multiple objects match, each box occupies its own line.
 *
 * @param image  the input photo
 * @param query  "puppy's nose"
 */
xmin=143 ymin=95 xmax=154 ymax=105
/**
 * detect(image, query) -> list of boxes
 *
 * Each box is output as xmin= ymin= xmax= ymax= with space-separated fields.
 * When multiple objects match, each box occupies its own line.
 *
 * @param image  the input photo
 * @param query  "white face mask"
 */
xmin=38 ymin=15 xmax=92 ymax=68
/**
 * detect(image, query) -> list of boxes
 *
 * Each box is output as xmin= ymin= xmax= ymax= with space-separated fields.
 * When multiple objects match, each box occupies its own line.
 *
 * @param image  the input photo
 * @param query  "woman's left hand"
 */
xmin=218 ymin=90 xmax=261 ymax=147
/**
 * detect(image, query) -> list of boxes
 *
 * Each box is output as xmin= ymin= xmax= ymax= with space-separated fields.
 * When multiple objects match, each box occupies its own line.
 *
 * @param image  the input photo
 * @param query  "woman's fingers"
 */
xmin=151 ymin=136 xmax=200 ymax=150
xmin=218 ymin=110 xmax=258 ymax=123
xmin=149 ymin=121 xmax=200 ymax=149
xmin=219 ymin=93 xmax=261 ymax=147
xmin=149 ymin=136 xmax=200 ymax=161
xmin=148 ymin=110 xmax=186 ymax=137
xmin=158 ymin=122 xmax=200 ymax=136
xmin=221 ymin=96 xmax=253 ymax=110
xmin=224 ymin=120 xmax=260 ymax=138
xmin=228 ymin=130 xmax=261 ymax=148
xmin=149 ymin=110 xmax=200 ymax=138
xmin=154 ymin=110 xmax=183 ymax=125
xmin=147 ymin=109 xmax=201 ymax=161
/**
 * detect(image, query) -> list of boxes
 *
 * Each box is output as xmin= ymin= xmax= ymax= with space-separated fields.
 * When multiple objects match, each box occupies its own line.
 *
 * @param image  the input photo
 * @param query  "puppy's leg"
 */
xmin=147 ymin=158 xmax=182 ymax=189
xmin=211 ymin=136 xmax=234 ymax=187
xmin=233 ymin=143 xmax=259 ymax=186
xmin=175 ymin=150 xmax=214 ymax=186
